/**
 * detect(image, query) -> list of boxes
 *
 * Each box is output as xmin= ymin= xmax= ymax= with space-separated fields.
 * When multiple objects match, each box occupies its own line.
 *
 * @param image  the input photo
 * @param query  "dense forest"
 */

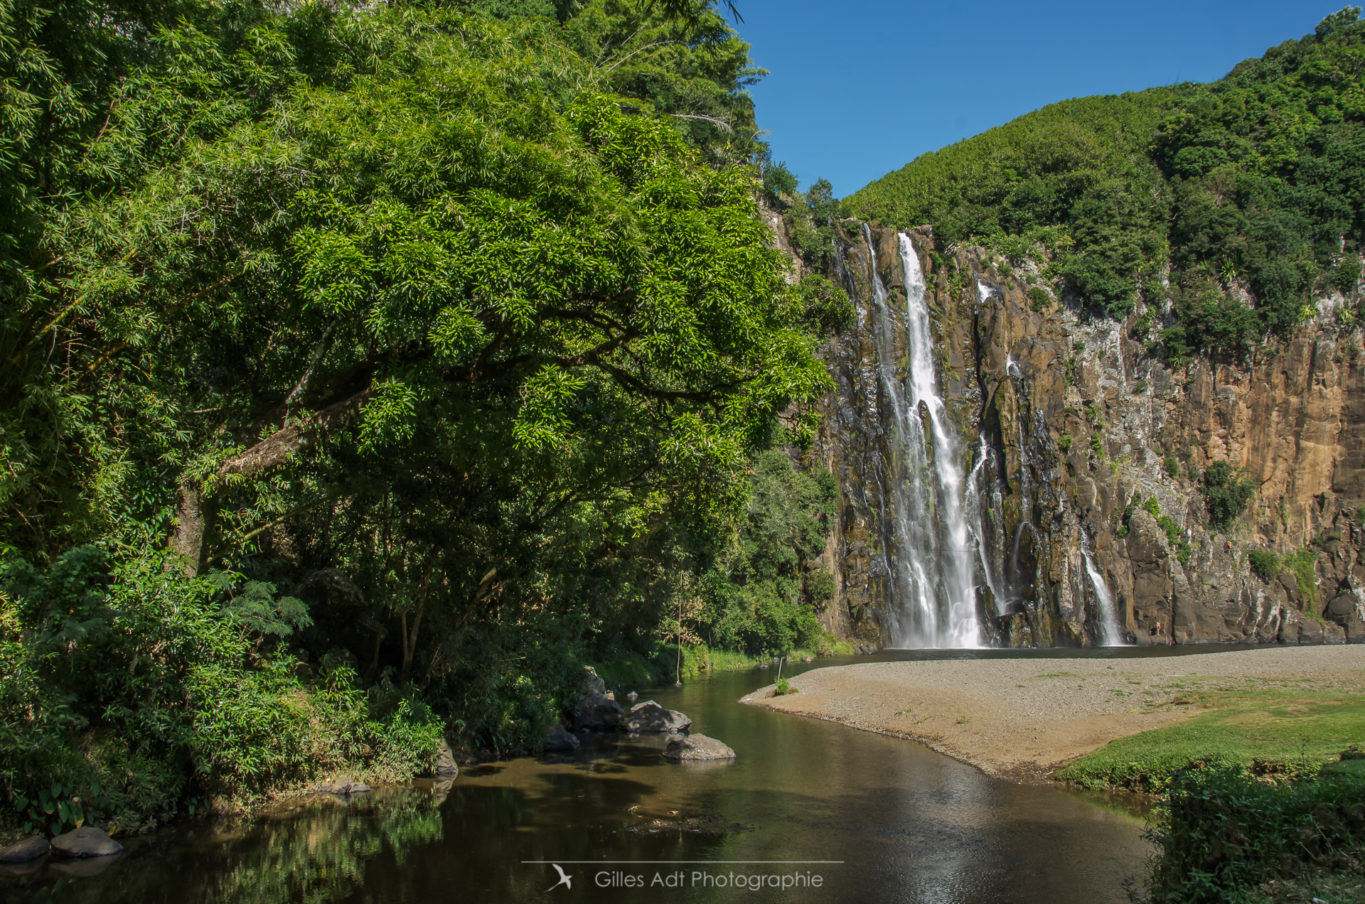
xmin=0 ymin=0 xmax=843 ymax=834
xmin=845 ymin=8 xmax=1365 ymax=356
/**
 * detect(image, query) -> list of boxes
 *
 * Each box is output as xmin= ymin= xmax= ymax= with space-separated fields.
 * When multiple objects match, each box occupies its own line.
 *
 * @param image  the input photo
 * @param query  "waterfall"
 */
xmin=865 ymin=228 xmax=983 ymax=648
xmin=1081 ymin=548 xmax=1126 ymax=646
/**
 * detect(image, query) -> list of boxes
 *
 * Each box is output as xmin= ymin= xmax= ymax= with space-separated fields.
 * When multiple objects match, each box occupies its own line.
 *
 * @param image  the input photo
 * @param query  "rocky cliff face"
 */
xmin=812 ymin=223 xmax=1365 ymax=649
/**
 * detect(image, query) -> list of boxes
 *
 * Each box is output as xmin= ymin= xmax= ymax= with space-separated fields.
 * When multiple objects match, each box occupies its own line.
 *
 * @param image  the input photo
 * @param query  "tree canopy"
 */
xmin=0 ymin=0 xmax=834 ymax=831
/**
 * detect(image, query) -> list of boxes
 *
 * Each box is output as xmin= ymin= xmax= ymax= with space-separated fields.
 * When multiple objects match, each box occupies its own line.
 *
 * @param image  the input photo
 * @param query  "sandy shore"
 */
xmin=740 ymin=646 xmax=1365 ymax=783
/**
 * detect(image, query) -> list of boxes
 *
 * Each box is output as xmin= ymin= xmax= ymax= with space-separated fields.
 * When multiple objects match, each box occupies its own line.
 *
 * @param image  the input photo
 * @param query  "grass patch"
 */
xmin=1059 ymin=689 xmax=1365 ymax=792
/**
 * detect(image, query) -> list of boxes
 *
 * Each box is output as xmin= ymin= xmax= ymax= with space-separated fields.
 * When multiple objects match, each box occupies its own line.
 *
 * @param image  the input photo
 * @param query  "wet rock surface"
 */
xmin=622 ymin=701 xmax=691 ymax=734
xmin=662 ymin=733 xmax=735 ymax=762
xmin=811 ymin=222 xmax=1365 ymax=648
xmin=50 ymin=827 xmax=122 ymax=858
xmin=431 ymin=740 xmax=459 ymax=778
xmin=0 ymin=836 xmax=49 ymax=864
xmin=316 ymin=777 xmax=371 ymax=795
xmin=572 ymin=666 xmax=623 ymax=732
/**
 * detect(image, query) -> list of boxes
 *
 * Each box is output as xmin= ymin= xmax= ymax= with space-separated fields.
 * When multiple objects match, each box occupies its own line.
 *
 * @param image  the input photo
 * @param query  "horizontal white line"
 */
xmin=521 ymin=861 xmax=844 ymax=865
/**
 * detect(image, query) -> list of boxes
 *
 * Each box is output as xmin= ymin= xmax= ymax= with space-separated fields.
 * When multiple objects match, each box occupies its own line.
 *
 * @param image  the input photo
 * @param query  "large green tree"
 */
xmin=1 ymin=0 xmax=825 ymax=755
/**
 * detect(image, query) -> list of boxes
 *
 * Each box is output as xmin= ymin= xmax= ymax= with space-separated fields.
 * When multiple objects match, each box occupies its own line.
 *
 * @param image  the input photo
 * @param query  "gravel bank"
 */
xmin=740 ymin=646 xmax=1365 ymax=783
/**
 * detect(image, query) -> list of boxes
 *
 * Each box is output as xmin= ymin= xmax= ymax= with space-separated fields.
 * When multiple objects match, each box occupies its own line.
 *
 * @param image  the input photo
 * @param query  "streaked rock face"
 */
xmin=807 ymin=221 xmax=1365 ymax=648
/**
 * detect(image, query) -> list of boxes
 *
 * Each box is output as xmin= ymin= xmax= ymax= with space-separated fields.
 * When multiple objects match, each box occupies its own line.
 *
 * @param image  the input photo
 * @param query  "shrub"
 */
xmin=762 ymin=160 xmax=798 ymax=205
xmin=1143 ymin=764 xmax=1365 ymax=904
xmin=1247 ymin=550 xmax=1280 ymax=583
xmin=1334 ymin=257 xmax=1361 ymax=294
xmin=1283 ymin=548 xmax=1319 ymax=606
xmin=692 ymin=450 xmax=835 ymax=657
xmin=0 ymin=547 xmax=446 ymax=832
xmin=792 ymin=274 xmax=854 ymax=335
xmin=1201 ymin=461 xmax=1255 ymax=530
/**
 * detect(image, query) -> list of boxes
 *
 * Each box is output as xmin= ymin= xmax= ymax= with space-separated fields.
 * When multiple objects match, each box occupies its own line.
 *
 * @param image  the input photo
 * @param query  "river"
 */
xmin=2 ymin=651 xmax=1156 ymax=903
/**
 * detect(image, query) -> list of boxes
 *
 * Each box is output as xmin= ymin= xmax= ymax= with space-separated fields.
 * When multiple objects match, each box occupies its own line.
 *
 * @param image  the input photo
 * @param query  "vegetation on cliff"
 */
xmin=846 ymin=9 xmax=1365 ymax=348
xmin=0 ymin=0 xmax=835 ymax=835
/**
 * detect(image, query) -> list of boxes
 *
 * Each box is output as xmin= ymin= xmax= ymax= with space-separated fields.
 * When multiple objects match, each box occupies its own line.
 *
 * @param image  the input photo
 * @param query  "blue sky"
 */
xmin=732 ymin=1 xmax=1355 ymax=197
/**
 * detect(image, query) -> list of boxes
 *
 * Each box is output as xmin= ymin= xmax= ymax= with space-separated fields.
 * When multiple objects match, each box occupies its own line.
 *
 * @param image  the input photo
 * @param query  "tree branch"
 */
xmin=219 ymin=387 xmax=373 ymax=479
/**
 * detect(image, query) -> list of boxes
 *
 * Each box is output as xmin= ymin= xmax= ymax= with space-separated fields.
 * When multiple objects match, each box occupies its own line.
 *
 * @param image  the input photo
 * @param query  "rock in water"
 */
xmin=572 ymin=666 xmax=623 ymax=731
xmin=0 ymin=836 xmax=50 ymax=863
xmin=662 ymin=733 xmax=735 ymax=762
xmin=316 ymin=777 xmax=371 ymax=795
xmin=582 ymin=666 xmax=607 ymax=697
xmin=545 ymin=722 xmax=581 ymax=752
xmin=50 ymin=827 xmax=122 ymax=858
xmin=432 ymin=740 xmax=459 ymax=778
xmin=623 ymin=701 xmax=692 ymax=734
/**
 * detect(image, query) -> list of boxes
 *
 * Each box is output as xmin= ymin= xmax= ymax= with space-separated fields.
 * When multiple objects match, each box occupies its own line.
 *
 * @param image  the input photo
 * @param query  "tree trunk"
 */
xmin=169 ymin=478 xmax=208 ymax=576
xmin=167 ymin=387 xmax=373 ymax=575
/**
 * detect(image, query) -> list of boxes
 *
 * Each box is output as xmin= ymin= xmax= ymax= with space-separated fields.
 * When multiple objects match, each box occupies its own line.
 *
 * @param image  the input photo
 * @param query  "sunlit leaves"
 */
xmin=294 ymin=228 xmax=374 ymax=313
xmin=512 ymin=365 xmax=588 ymax=452
xmin=359 ymin=378 xmax=420 ymax=453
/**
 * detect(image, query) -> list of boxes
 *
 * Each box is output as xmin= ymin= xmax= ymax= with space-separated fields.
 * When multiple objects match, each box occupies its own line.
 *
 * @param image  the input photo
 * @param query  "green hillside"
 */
xmin=846 ymin=8 xmax=1365 ymax=352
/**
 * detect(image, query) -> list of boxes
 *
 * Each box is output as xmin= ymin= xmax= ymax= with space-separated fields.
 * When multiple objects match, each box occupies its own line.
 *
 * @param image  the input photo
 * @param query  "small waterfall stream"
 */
xmin=1082 ymin=548 xmax=1126 ymax=646
xmin=866 ymin=229 xmax=983 ymax=648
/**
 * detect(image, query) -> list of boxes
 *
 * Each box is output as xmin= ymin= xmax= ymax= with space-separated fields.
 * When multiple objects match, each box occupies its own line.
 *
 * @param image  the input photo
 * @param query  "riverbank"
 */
xmin=741 ymin=646 xmax=1365 ymax=783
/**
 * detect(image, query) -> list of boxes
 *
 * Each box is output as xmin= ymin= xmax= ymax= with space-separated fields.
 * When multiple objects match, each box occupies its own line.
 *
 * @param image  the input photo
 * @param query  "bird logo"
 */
xmin=545 ymin=863 xmax=572 ymax=893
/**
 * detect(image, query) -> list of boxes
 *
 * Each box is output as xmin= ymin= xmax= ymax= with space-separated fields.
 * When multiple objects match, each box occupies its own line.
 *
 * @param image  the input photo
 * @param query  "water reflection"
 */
xmin=2 ymin=655 xmax=1162 ymax=904
xmin=2 ymin=787 xmax=446 ymax=904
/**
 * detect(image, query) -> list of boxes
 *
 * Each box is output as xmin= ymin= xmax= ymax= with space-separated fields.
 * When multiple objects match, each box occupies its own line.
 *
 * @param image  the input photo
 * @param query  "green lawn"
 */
xmin=1059 ymin=688 xmax=1365 ymax=792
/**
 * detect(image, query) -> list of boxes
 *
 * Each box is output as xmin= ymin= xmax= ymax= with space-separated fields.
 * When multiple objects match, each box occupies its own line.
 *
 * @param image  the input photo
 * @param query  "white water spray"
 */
xmin=866 ymin=229 xmax=984 ymax=648
xmin=1081 ymin=548 xmax=1126 ymax=646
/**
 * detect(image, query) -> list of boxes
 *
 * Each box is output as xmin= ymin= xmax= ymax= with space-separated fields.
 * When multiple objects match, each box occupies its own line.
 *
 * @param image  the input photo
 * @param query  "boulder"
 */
xmin=623 ymin=701 xmax=691 ymax=734
xmin=0 ymin=835 xmax=49 ymax=863
xmin=1325 ymin=589 xmax=1365 ymax=641
xmin=50 ymin=826 xmax=122 ymax=858
xmin=573 ymin=694 xmax=623 ymax=732
xmin=582 ymin=666 xmax=607 ymax=697
xmin=662 ymin=733 xmax=735 ymax=762
xmin=545 ymin=722 xmax=581 ymax=752
xmin=316 ymin=777 xmax=371 ymax=795
xmin=432 ymin=740 xmax=459 ymax=778
xmin=572 ymin=667 xmax=622 ymax=731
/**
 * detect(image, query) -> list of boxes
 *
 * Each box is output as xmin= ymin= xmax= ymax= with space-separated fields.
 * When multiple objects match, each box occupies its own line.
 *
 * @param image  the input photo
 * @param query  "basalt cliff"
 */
xmin=802 ymin=223 xmax=1365 ymax=649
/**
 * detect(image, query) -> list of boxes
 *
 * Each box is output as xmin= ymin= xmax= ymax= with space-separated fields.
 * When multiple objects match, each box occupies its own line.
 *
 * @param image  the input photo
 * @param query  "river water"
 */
xmin=2 ymin=651 xmax=1160 ymax=904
